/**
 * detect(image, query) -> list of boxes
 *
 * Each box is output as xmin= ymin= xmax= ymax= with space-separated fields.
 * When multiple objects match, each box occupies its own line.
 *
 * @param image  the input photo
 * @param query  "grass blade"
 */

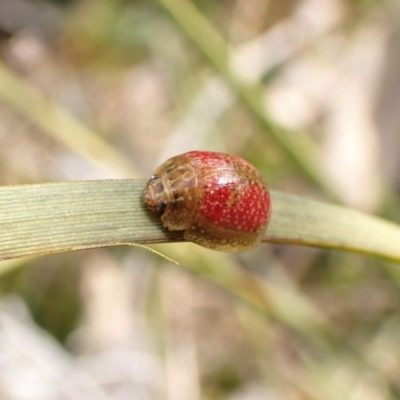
xmin=0 ymin=180 xmax=398 ymax=263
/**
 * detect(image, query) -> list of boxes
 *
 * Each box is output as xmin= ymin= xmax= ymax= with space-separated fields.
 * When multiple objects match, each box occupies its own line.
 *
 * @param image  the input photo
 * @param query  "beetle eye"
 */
xmin=150 ymin=174 xmax=159 ymax=181
xmin=157 ymin=200 xmax=167 ymax=214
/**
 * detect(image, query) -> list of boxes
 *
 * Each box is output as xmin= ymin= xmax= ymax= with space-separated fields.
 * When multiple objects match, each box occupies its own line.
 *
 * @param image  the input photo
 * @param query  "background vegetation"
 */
xmin=0 ymin=0 xmax=399 ymax=399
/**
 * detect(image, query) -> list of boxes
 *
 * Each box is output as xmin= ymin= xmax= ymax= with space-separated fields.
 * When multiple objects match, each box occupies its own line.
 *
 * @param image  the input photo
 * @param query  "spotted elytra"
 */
xmin=143 ymin=151 xmax=272 ymax=252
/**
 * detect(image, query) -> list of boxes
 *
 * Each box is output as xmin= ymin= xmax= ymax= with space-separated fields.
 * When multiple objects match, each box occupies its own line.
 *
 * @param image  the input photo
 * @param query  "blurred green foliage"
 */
xmin=0 ymin=0 xmax=399 ymax=399
xmin=0 ymin=254 xmax=82 ymax=342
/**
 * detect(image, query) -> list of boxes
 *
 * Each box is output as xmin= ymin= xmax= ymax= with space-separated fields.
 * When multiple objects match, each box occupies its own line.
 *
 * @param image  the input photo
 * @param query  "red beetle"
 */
xmin=143 ymin=151 xmax=271 ymax=252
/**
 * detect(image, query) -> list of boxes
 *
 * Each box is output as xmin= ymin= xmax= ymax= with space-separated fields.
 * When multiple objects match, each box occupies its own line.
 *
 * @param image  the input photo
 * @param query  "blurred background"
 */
xmin=0 ymin=0 xmax=400 ymax=399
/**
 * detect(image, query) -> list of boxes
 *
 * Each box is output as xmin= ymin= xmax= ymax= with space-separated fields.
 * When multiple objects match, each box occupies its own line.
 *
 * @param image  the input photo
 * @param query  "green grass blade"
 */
xmin=0 ymin=180 xmax=398 ymax=263
xmin=267 ymin=191 xmax=400 ymax=261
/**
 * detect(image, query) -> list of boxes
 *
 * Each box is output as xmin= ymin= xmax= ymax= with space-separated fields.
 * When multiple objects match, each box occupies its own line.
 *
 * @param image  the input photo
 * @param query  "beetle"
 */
xmin=143 ymin=151 xmax=271 ymax=252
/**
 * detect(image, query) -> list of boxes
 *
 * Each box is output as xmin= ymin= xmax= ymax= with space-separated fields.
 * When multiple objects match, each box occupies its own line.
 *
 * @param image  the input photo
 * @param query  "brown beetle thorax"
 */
xmin=143 ymin=156 xmax=198 ymax=231
xmin=142 ymin=174 xmax=169 ymax=213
